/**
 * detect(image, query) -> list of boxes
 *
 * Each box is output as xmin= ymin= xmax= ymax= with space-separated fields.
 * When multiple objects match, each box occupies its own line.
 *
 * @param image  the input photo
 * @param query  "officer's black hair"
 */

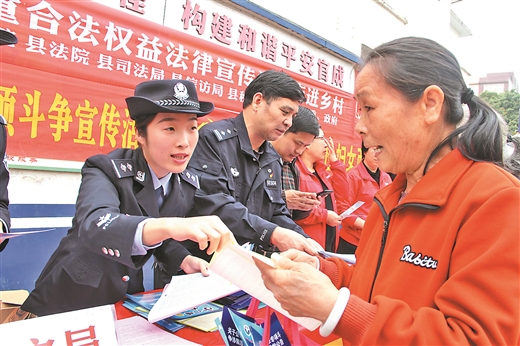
xmin=243 ymin=70 xmax=306 ymax=108
xmin=286 ymin=106 xmax=320 ymax=137
xmin=134 ymin=113 xmax=156 ymax=143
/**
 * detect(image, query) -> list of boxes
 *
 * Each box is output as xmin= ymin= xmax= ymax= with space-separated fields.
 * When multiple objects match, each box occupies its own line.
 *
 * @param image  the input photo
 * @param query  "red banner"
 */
xmin=0 ymin=1 xmax=361 ymax=168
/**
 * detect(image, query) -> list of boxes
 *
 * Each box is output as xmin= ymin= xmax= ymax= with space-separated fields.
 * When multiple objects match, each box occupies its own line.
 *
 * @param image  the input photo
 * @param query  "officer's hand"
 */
xmin=180 ymin=255 xmax=210 ymax=276
xmin=305 ymin=237 xmax=324 ymax=252
xmin=271 ymin=227 xmax=318 ymax=256
xmin=143 ymin=215 xmax=236 ymax=255
xmin=284 ymin=190 xmax=321 ymax=210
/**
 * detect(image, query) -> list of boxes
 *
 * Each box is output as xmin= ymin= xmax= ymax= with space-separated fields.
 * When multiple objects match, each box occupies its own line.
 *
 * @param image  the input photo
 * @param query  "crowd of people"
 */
xmin=1 ymin=28 xmax=519 ymax=344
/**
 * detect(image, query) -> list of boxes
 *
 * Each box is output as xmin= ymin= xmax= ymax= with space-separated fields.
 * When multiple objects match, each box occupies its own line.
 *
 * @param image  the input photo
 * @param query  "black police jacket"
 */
xmin=21 ymin=148 xmax=196 ymax=316
xmin=187 ymin=113 xmax=306 ymax=257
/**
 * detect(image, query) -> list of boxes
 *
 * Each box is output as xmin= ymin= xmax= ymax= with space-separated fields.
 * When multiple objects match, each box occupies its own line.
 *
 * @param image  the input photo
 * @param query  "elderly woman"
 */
xmin=256 ymin=37 xmax=519 ymax=345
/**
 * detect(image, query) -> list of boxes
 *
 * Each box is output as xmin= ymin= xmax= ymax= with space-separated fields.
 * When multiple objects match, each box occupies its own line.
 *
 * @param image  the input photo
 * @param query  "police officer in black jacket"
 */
xmin=186 ymin=70 xmax=323 ymax=259
xmin=0 ymin=28 xmax=18 ymax=251
xmin=19 ymin=80 xmax=234 ymax=317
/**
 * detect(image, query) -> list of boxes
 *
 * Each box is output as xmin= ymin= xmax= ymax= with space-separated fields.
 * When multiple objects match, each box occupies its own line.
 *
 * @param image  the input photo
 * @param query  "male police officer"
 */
xmin=0 ymin=28 xmax=18 ymax=251
xmin=186 ymin=70 xmax=322 ymax=258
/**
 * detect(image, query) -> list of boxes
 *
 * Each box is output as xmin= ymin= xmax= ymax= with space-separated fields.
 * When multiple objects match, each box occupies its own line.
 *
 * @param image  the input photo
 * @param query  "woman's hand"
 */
xmin=326 ymin=210 xmax=342 ymax=227
xmin=277 ymin=249 xmax=319 ymax=268
xmin=324 ymin=137 xmax=338 ymax=162
xmin=255 ymin=254 xmax=339 ymax=322
xmin=142 ymin=215 xmax=235 ymax=255
xmin=180 ymin=255 xmax=210 ymax=276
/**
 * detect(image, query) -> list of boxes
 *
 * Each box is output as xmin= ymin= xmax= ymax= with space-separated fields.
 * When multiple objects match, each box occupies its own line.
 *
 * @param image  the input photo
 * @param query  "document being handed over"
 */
xmin=208 ymin=243 xmax=322 ymax=331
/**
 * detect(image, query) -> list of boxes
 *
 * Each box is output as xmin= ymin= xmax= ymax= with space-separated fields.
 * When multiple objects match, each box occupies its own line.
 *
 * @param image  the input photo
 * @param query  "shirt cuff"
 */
xmin=319 ymin=287 xmax=350 ymax=337
xmin=132 ymin=219 xmax=162 ymax=256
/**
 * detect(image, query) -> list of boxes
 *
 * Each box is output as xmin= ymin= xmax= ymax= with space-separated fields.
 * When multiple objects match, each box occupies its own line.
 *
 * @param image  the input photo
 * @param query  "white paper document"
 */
xmin=209 ymin=243 xmax=322 ymax=331
xmin=116 ymin=316 xmax=200 ymax=346
xmin=148 ymin=272 xmax=240 ymax=323
xmin=318 ymin=250 xmax=356 ymax=264
xmin=339 ymin=201 xmax=365 ymax=220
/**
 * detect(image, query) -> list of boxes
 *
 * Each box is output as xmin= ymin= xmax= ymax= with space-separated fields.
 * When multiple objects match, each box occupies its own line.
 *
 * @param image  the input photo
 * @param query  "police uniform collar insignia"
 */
xmin=181 ymin=169 xmax=200 ymax=189
xmin=136 ymin=170 xmax=145 ymax=182
xmin=111 ymin=159 xmax=135 ymax=178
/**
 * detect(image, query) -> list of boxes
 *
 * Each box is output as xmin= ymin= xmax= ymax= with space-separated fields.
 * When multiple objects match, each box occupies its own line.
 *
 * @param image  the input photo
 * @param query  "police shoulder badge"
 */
xmin=111 ymin=159 xmax=134 ymax=178
xmin=181 ymin=169 xmax=200 ymax=189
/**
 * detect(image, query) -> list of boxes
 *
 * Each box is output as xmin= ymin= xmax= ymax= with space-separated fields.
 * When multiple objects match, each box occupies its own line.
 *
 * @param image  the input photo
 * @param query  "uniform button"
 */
xmin=122 ymin=275 xmax=130 ymax=282
xmin=114 ymin=249 xmax=120 ymax=257
xmin=102 ymin=247 xmax=108 ymax=255
xmin=202 ymin=164 xmax=208 ymax=169
xmin=108 ymin=248 xmax=114 ymax=256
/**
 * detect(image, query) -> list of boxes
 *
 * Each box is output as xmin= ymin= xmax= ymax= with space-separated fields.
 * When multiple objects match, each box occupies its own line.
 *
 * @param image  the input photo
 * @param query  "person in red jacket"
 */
xmin=294 ymin=128 xmax=345 ymax=251
xmin=255 ymin=37 xmax=519 ymax=345
xmin=336 ymin=142 xmax=392 ymax=254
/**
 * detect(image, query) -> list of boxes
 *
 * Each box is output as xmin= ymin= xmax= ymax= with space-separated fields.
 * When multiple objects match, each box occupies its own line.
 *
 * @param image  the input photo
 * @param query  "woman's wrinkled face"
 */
xmin=354 ymin=64 xmax=429 ymax=176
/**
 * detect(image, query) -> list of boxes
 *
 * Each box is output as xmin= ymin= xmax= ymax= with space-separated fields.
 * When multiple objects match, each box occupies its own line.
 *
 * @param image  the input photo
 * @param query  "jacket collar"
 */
xmin=235 ymin=113 xmax=282 ymax=167
xmin=132 ymin=148 xmax=160 ymax=217
xmin=376 ymin=149 xmax=473 ymax=209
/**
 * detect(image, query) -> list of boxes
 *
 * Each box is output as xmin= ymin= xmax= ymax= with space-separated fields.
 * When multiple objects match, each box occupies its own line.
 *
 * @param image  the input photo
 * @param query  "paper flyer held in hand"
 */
xmin=208 ymin=243 xmax=322 ymax=331
xmin=339 ymin=201 xmax=364 ymax=220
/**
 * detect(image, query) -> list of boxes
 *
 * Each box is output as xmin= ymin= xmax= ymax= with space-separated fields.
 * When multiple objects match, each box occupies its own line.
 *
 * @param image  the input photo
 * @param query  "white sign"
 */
xmin=0 ymin=305 xmax=118 ymax=345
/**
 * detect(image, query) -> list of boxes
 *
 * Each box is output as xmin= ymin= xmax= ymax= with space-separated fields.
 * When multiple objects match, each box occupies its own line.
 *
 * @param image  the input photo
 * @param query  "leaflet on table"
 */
xmin=0 ymin=228 xmax=56 ymax=239
xmin=208 ymin=243 xmax=322 ymax=331
xmin=338 ymin=201 xmax=365 ymax=220
xmin=148 ymin=272 xmax=240 ymax=323
xmin=122 ymin=300 xmax=185 ymax=333
xmin=115 ymin=316 xmax=200 ymax=346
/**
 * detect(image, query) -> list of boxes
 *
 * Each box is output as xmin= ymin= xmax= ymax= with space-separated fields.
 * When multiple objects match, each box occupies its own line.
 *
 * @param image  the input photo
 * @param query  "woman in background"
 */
xmin=336 ymin=142 xmax=392 ymax=254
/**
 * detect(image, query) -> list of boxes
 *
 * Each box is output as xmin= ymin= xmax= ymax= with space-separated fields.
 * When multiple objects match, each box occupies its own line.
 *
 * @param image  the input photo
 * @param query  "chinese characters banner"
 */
xmin=0 ymin=0 xmax=361 ymax=168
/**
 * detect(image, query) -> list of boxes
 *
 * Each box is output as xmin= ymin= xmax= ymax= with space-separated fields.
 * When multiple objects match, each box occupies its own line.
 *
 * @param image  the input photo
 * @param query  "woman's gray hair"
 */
xmin=363 ymin=37 xmax=505 ymax=173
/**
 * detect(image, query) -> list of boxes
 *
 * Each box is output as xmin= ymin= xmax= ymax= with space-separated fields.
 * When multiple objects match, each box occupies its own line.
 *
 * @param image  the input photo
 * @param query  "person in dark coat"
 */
xmin=19 ymin=79 xmax=234 ymax=317
xmin=185 ymin=70 xmax=321 ymax=260
xmin=0 ymin=28 xmax=18 ymax=251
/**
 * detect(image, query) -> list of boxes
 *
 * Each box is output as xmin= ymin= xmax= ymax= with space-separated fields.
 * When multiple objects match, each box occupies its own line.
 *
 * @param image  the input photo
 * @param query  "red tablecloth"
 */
xmin=114 ymin=298 xmax=341 ymax=345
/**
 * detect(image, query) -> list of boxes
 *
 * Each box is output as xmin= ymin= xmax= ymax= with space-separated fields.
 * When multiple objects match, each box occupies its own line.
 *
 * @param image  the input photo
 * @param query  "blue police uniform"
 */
xmin=21 ymin=147 xmax=198 ymax=316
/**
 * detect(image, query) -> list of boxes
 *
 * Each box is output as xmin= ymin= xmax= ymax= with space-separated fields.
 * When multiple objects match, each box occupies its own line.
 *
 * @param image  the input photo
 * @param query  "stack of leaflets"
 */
xmin=124 ymin=282 xmax=258 ymax=333
xmin=123 ymin=291 xmax=223 ymax=333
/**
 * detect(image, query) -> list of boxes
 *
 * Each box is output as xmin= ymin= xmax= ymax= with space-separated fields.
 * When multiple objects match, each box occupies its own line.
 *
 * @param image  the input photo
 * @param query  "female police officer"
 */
xmin=20 ymin=79 xmax=234 ymax=317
